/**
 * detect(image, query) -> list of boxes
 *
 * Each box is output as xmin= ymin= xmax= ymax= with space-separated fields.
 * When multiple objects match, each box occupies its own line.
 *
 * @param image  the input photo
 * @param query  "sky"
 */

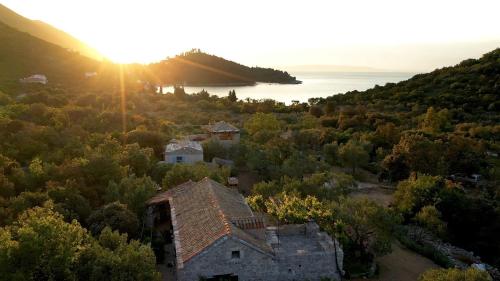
xmin=2 ymin=0 xmax=500 ymax=71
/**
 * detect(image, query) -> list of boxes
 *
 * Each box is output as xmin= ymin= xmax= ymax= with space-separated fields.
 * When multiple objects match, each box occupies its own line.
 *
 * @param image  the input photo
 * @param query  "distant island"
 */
xmin=148 ymin=49 xmax=301 ymax=86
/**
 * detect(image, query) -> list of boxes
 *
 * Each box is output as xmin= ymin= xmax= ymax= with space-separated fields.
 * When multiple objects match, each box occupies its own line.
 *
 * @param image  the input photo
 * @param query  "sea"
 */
xmin=160 ymin=71 xmax=416 ymax=104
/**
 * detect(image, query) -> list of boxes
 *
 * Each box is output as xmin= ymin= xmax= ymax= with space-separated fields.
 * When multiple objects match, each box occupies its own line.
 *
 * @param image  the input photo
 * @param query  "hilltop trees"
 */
xmin=393 ymin=175 xmax=443 ymax=218
xmin=420 ymin=107 xmax=451 ymax=133
xmin=323 ymin=141 xmax=339 ymax=165
xmin=48 ymin=186 xmax=92 ymax=222
xmin=161 ymin=163 xmax=230 ymax=189
xmin=125 ymin=129 xmax=165 ymax=157
xmin=324 ymin=101 xmax=336 ymax=115
xmin=0 ymin=205 xmax=90 ymax=281
xmin=309 ymin=105 xmax=324 ymax=118
xmin=382 ymin=133 xmax=486 ymax=180
xmin=77 ymin=227 xmax=160 ymax=281
xmin=202 ymin=139 xmax=227 ymax=161
xmin=332 ymin=198 xmax=400 ymax=258
xmin=338 ymin=140 xmax=369 ymax=174
xmin=382 ymin=134 xmax=442 ymax=180
xmin=0 ymin=205 xmax=160 ymax=281
xmin=105 ymin=175 xmax=157 ymax=219
xmin=228 ymin=89 xmax=237 ymax=102
xmin=414 ymin=205 xmax=447 ymax=237
xmin=244 ymin=112 xmax=281 ymax=135
xmin=87 ymin=202 xmax=139 ymax=238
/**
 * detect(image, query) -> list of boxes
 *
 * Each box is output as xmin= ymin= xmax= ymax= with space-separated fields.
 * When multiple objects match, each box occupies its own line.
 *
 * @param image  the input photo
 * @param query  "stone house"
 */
xmin=206 ymin=121 xmax=240 ymax=146
xmin=164 ymin=139 xmax=203 ymax=164
xmin=147 ymin=178 xmax=343 ymax=281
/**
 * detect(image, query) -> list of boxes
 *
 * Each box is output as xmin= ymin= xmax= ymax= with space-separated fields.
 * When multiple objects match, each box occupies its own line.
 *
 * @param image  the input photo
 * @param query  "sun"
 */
xmin=84 ymin=23 xmax=181 ymax=64
xmin=94 ymin=40 xmax=152 ymax=64
xmin=100 ymin=49 xmax=137 ymax=64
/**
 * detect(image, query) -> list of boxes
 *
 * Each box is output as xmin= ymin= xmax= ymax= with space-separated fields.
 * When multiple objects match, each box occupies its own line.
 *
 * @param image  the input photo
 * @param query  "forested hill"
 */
xmin=0 ymin=4 xmax=102 ymax=60
xmin=0 ymin=21 xmax=102 ymax=88
xmin=0 ymin=22 xmax=148 ymax=92
xmin=148 ymin=49 xmax=301 ymax=86
xmin=326 ymin=48 xmax=500 ymax=119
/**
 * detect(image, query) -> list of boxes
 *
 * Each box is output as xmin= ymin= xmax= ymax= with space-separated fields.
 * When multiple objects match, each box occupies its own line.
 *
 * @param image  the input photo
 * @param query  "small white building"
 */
xmin=164 ymin=139 xmax=203 ymax=164
xmin=19 ymin=74 xmax=47 ymax=84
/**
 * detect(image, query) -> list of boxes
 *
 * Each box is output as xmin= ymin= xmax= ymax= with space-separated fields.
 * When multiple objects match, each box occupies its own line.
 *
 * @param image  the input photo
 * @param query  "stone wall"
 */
xmin=178 ymin=236 xmax=278 ymax=281
xmin=278 ymin=252 xmax=340 ymax=281
xmin=407 ymin=225 xmax=499 ymax=280
xmin=178 ymin=234 xmax=342 ymax=281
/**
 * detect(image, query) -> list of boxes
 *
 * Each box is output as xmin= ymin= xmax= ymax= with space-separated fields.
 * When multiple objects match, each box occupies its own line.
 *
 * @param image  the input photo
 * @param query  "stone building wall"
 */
xmin=278 ymin=252 xmax=340 ymax=281
xmin=178 ymin=233 xmax=342 ymax=281
xmin=178 ymin=236 xmax=279 ymax=281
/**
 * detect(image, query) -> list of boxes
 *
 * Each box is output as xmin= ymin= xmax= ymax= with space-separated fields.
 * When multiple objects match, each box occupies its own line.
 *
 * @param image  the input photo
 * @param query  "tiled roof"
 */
xmin=147 ymin=178 xmax=272 ymax=266
xmin=207 ymin=121 xmax=239 ymax=133
xmin=165 ymin=139 xmax=203 ymax=154
xmin=146 ymin=181 xmax=194 ymax=205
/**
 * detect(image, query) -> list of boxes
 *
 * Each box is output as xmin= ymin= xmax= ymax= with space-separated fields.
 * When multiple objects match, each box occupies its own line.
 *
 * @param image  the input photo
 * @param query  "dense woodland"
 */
xmin=0 ymin=15 xmax=499 ymax=281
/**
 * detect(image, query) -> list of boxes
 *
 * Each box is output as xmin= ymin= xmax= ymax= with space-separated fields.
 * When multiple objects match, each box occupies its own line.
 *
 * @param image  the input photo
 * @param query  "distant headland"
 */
xmin=148 ymin=49 xmax=301 ymax=86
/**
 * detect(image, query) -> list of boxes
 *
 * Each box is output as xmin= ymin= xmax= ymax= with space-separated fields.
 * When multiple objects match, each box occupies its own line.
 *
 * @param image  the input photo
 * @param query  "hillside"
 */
xmin=0 ymin=23 xmax=299 ymax=92
xmin=0 ymin=21 xmax=102 ymax=86
xmin=325 ymin=48 xmax=500 ymax=121
xmin=149 ymin=49 xmax=301 ymax=86
xmin=0 ymin=4 xmax=101 ymax=60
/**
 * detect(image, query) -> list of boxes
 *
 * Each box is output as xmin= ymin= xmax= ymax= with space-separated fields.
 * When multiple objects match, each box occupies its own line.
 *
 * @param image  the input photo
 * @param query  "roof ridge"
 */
xmin=203 ymin=178 xmax=232 ymax=235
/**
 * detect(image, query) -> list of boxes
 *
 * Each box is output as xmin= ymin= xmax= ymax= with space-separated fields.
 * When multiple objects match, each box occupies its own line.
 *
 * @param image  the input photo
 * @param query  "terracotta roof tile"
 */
xmin=148 ymin=178 xmax=272 ymax=265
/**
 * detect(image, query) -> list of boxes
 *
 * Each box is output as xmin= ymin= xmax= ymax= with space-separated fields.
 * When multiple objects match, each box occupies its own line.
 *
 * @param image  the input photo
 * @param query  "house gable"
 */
xmin=179 ymin=235 xmax=278 ymax=281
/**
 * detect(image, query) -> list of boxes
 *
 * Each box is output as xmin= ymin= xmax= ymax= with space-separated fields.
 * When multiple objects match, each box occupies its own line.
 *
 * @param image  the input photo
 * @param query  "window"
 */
xmin=231 ymin=250 xmax=240 ymax=259
xmin=176 ymin=156 xmax=183 ymax=163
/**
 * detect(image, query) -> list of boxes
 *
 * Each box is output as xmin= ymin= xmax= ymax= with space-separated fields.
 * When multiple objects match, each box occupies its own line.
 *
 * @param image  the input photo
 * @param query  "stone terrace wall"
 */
xmin=407 ymin=226 xmax=499 ymax=280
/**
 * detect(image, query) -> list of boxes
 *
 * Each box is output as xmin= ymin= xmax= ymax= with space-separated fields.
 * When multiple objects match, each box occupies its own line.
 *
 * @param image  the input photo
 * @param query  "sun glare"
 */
xmin=100 ymin=46 xmax=144 ymax=64
xmin=2 ymin=0 xmax=500 ymax=69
